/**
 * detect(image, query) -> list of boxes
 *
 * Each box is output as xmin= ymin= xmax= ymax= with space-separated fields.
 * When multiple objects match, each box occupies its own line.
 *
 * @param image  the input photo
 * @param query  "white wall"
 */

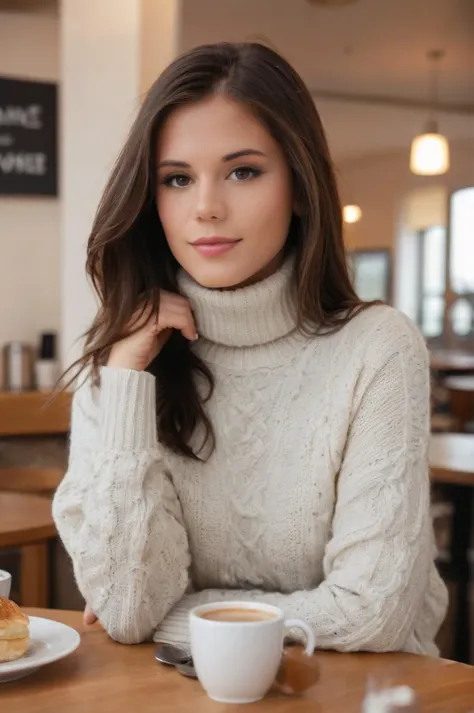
xmin=338 ymin=140 xmax=474 ymax=251
xmin=60 ymin=0 xmax=183 ymax=368
xmin=0 ymin=12 xmax=60 ymax=350
xmin=60 ymin=0 xmax=142 ymax=368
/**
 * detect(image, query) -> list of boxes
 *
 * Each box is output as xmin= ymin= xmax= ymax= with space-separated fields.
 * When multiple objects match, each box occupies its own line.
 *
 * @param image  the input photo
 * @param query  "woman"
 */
xmin=53 ymin=42 xmax=447 ymax=654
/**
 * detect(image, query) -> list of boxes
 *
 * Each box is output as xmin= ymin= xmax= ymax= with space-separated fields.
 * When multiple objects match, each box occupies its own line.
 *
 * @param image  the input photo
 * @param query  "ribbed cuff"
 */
xmin=154 ymin=591 xmax=223 ymax=650
xmin=154 ymin=603 xmax=192 ymax=651
xmin=99 ymin=367 xmax=158 ymax=451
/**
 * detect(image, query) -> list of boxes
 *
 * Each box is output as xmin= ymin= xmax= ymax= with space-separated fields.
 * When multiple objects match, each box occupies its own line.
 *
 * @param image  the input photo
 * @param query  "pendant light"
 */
xmin=343 ymin=205 xmax=362 ymax=224
xmin=410 ymin=49 xmax=450 ymax=176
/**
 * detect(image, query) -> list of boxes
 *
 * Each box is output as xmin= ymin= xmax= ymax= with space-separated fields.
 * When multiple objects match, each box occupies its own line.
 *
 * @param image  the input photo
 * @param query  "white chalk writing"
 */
xmin=0 ymin=105 xmax=43 ymax=130
xmin=0 ymin=152 xmax=47 ymax=175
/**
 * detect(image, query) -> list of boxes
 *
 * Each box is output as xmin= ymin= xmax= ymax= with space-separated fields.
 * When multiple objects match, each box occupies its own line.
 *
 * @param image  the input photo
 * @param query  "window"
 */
xmin=417 ymin=226 xmax=446 ymax=338
xmin=414 ymin=187 xmax=474 ymax=343
xmin=347 ymin=249 xmax=392 ymax=303
xmin=450 ymin=188 xmax=474 ymax=295
xmin=448 ymin=187 xmax=474 ymax=340
xmin=449 ymin=187 xmax=474 ymax=340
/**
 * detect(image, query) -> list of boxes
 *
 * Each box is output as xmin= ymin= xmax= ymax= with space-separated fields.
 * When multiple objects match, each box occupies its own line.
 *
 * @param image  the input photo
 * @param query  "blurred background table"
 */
xmin=0 ymin=492 xmax=56 ymax=607
xmin=430 ymin=433 xmax=474 ymax=665
xmin=430 ymin=352 xmax=474 ymax=375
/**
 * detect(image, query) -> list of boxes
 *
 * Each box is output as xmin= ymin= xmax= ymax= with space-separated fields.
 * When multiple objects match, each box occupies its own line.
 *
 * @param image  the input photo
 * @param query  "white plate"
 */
xmin=0 ymin=616 xmax=80 ymax=683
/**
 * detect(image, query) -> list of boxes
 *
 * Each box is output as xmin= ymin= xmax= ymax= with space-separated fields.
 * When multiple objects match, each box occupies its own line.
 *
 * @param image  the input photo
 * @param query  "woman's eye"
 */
xmin=230 ymin=167 xmax=262 ymax=181
xmin=163 ymin=174 xmax=191 ymax=188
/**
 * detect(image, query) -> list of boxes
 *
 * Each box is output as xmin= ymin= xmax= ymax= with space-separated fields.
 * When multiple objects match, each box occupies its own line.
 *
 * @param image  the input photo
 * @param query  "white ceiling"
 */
xmin=2 ymin=0 xmax=473 ymax=161
xmin=315 ymin=100 xmax=474 ymax=162
xmin=181 ymin=0 xmax=474 ymax=160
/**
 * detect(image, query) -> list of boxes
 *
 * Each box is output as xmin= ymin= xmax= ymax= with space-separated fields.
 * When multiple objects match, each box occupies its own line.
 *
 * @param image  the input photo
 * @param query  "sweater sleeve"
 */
xmin=154 ymin=314 xmax=447 ymax=654
xmin=52 ymin=367 xmax=191 ymax=644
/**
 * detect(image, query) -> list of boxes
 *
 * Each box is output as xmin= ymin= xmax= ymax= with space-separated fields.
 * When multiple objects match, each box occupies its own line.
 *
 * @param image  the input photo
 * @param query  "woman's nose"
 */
xmin=195 ymin=181 xmax=227 ymax=222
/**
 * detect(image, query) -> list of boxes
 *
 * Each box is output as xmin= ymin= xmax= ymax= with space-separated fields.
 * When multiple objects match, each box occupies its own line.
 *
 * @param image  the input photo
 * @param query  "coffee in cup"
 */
xmin=189 ymin=601 xmax=316 ymax=704
xmin=198 ymin=607 xmax=277 ymax=623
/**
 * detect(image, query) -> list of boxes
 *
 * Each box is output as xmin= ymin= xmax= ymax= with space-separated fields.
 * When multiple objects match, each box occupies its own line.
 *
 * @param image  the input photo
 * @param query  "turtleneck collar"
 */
xmin=177 ymin=258 xmax=297 ymax=348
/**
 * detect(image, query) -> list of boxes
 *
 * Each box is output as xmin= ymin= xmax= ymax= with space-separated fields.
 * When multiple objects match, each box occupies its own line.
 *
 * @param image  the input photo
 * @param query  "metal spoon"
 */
xmin=176 ymin=663 xmax=198 ymax=679
xmin=154 ymin=644 xmax=193 ymax=667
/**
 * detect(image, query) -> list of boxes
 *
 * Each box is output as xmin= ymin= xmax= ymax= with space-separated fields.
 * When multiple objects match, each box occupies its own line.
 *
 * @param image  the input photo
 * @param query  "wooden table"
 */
xmin=430 ymin=434 xmax=474 ymax=665
xmin=444 ymin=376 xmax=474 ymax=392
xmin=0 ymin=493 xmax=55 ymax=548
xmin=0 ymin=493 xmax=56 ymax=607
xmin=430 ymin=433 xmax=474 ymax=487
xmin=2 ymin=610 xmax=473 ymax=712
xmin=431 ymin=351 xmax=474 ymax=374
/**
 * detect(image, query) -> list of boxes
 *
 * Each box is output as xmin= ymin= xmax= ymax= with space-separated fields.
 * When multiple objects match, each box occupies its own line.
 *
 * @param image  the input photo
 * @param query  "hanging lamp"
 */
xmin=410 ymin=49 xmax=450 ymax=176
xmin=343 ymin=205 xmax=362 ymax=224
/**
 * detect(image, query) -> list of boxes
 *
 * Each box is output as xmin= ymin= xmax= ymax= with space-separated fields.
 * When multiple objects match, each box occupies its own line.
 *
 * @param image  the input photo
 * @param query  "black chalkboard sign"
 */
xmin=0 ymin=77 xmax=57 ymax=196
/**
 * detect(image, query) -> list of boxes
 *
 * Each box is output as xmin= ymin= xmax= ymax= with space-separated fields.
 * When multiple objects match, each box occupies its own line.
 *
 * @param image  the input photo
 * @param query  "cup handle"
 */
xmin=283 ymin=618 xmax=316 ymax=656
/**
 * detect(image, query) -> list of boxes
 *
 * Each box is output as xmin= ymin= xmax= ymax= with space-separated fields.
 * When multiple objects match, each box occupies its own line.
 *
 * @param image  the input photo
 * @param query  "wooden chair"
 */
xmin=443 ymin=376 xmax=474 ymax=433
xmin=0 ymin=466 xmax=64 ymax=496
xmin=0 ymin=467 xmax=64 ymax=607
xmin=0 ymin=391 xmax=71 ymax=607
xmin=431 ymin=412 xmax=458 ymax=433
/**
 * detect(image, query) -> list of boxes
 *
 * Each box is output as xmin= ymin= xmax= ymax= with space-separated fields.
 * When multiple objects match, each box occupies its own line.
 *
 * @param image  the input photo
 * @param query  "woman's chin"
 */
xmin=181 ymin=252 xmax=284 ymax=290
xmin=184 ymin=265 xmax=251 ymax=290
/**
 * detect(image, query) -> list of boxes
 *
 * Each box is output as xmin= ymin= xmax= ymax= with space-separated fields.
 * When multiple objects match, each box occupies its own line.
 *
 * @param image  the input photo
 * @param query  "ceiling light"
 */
xmin=343 ymin=205 xmax=362 ymax=224
xmin=410 ymin=121 xmax=450 ymax=176
xmin=410 ymin=50 xmax=450 ymax=176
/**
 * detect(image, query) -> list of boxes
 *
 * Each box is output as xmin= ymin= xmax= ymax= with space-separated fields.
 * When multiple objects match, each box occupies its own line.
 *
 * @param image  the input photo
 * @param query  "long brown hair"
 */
xmin=74 ymin=42 xmax=368 ymax=459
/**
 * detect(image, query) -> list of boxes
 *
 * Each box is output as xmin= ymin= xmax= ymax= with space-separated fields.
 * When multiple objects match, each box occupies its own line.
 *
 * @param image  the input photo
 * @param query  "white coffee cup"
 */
xmin=189 ymin=601 xmax=316 ymax=704
xmin=0 ymin=570 xmax=12 ymax=598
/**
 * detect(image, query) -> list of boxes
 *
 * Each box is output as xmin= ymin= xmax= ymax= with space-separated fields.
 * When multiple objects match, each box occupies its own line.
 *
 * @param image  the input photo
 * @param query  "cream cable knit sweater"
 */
xmin=53 ymin=260 xmax=448 ymax=654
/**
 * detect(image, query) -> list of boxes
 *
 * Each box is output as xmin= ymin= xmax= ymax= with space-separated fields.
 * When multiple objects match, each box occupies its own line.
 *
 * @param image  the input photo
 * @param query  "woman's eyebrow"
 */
xmin=158 ymin=148 xmax=265 ymax=170
xmin=222 ymin=148 xmax=265 ymax=162
xmin=158 ymin=159 xmax=190 ymax=169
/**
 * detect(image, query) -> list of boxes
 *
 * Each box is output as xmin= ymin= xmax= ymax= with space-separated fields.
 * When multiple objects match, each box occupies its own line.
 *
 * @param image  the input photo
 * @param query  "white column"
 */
xmin=140 ymin=0 xmax=183 ymax=97
xmin=60 ymin=0 xmax=182 ymax=369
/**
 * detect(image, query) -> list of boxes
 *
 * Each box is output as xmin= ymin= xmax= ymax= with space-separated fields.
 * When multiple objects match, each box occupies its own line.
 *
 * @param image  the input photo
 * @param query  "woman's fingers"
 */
xmin=84 ymin=605 xmax=98 ymax=626
xmin=154 ymin=295 xmax=198 ymax=342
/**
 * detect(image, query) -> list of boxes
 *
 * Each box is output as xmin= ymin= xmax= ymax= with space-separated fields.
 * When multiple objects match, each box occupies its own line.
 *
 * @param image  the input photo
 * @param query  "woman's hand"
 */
xmin=107 ymin=292 xmax=197 ymax=371
xmin=83 ymin=604 xmax=98 ymax=626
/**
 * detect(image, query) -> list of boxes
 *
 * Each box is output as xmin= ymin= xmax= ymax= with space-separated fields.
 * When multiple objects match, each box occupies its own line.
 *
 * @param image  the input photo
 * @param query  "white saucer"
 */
xmin=0 ymin=616 xmax=81 ymax=683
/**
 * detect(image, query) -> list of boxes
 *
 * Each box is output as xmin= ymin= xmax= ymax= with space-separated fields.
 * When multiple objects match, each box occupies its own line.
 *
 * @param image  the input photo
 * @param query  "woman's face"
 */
xmin=156 ymin=94 xmax=294 ymax=289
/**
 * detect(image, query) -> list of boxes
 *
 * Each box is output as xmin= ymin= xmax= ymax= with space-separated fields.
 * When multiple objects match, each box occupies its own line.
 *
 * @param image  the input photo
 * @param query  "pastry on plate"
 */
xmin=0 ymin=597 xmax=30 ymax=663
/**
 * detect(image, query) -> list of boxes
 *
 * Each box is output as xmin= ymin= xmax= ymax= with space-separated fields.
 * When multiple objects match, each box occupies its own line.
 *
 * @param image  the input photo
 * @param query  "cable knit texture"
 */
xmin=53 ymin=259 xmax=448 ymax=651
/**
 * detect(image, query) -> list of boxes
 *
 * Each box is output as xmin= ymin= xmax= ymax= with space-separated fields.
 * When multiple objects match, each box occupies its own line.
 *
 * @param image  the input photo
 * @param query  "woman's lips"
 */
xmin=191 ymin=238 xmax=241 ymax=257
